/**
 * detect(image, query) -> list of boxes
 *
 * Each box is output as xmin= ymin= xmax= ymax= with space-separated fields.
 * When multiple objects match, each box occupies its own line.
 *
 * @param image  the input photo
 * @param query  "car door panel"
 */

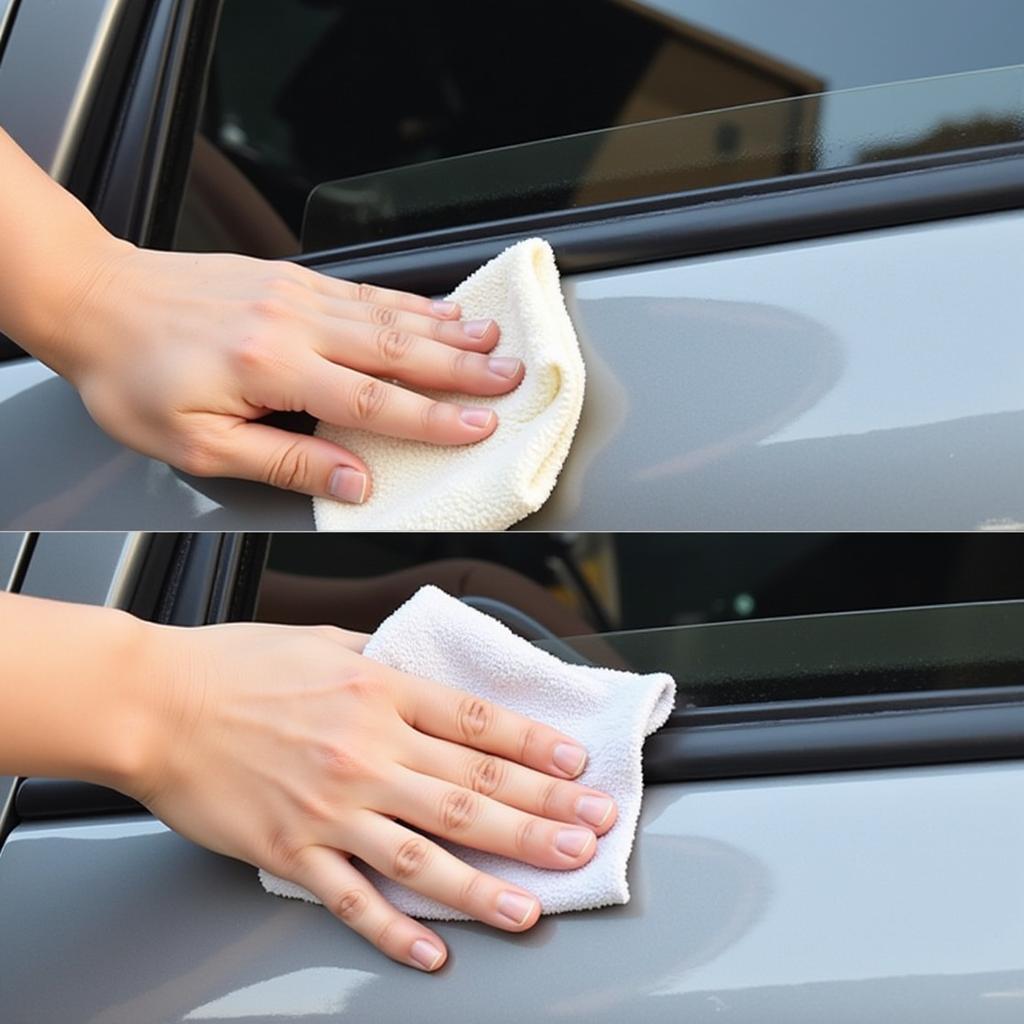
xmin=2 ymin=762 xmax=1022 ymax=1023
xmin=0 ymin=208 xmax=1021 ymax=529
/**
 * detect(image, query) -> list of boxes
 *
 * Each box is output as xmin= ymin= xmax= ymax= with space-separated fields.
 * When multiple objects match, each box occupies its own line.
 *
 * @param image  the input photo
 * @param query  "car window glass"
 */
xmin=256 ymin=534 xmax=1024 ymax=710
xmin=535 ymin=601 xmax=1024 ymax=707
xmin=174 ymin=0 xmax=1024 ymax=257
xmin=303 ymin=66 xmax=1024 ymax=248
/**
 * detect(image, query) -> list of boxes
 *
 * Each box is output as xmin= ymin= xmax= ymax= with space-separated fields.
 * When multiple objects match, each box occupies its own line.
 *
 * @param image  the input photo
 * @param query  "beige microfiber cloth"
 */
xmin=313 ymin=238 xmax=585 ymax=530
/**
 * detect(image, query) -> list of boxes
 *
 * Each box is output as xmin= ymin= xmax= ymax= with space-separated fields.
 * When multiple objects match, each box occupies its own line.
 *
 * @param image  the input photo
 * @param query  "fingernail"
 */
xmin=497 ymin=891 xmax=537 ymax=926
xmin=328 ymin=467 xmax=368 ymax=504
xmin=431 ymin=300 xmax=458 ymax=317
xmin=555 ymin=827 xmax=595 ymax=858
xmin=552 ymin=742 xmax=587 ymax=777
xmin=463 ymin=318 xmax=493 ymax=339
xmin=488 ymin=356 xmax=522 ymax=379
xmin=459 ymin=407 xmax=494 ymax=429
xmin=410 ymin=938 xmax=444 ymax=971
xmin=576 ymin=795 xmax=614 ymax=828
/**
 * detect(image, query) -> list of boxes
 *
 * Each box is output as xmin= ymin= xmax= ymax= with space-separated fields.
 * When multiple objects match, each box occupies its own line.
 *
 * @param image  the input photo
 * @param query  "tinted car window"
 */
xmin=175 ymin=0 xmax=1024 ymax=255
xmin=258 ymin=534 xmax=1024 ymax=709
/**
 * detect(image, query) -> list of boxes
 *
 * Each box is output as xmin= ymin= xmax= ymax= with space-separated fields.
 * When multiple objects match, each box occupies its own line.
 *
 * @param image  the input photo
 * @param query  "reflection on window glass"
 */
xmin=303 ymin=66 xmax=1024 ymax=247
xmin=259 ymin=534 xmax=1024 ymax=634
xmin=257 ymin=534 xmax=1024 ymax=708
xmin=175 ymin=0 xmax=1024 ymax=256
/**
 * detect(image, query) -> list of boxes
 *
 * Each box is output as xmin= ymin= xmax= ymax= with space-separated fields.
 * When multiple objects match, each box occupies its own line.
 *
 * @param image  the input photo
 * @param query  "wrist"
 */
xmin=80 ymin=610 xmax=171 ymax=797
xmin=15 ymin=222 xmax=136 ymax=385
xmin=102 ymin=617 xmax=195 ymax=805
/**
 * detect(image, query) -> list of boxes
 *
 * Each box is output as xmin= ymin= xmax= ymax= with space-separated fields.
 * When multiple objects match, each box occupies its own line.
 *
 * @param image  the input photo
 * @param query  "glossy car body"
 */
xmin=1 ymin=0 xmax=1023 ymax=529
xmin=2 ymin=531 xmax=1024 ymax=1023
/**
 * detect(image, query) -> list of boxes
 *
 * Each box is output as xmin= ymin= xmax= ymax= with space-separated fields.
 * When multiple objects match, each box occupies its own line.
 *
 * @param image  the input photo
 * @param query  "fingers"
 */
xmin=380 ymin=765 xmax=599 ymax=870
xmin=198 ymin=421 xmax=373 ymax=502
xmin=392 ymin=672 xmax=590 ymax=779
xmin=315 ymin=297 xmax=501 ymax=354
xmin=350 ymin=814 xmax=543 ymax=932
xmin=312 ymin=316 xmax=523 ymax=397
xmin=289 ymin=845 xmax=448 ymax=972
xmin=405 ymin=731 xmax=617 ymax=834
xmin=303 ymin=361 xmax=499 ymax=445
xmin=307 ymin=272 xmax=463 ymax=324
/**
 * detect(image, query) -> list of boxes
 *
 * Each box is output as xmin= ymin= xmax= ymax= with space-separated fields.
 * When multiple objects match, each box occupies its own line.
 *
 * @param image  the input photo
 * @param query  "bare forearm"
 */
xmin=0 ymin=592 xmax=159 ymax=790
xmin=0 ymin=126 xmax=128 ymax=377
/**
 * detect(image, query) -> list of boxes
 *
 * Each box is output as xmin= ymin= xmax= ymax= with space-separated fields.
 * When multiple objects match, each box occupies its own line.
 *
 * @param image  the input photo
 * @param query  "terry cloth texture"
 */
xmin=260 ymin=585 xmax=676 ymax=920
xmin=313 ymin=237 xmax=585 ymax=531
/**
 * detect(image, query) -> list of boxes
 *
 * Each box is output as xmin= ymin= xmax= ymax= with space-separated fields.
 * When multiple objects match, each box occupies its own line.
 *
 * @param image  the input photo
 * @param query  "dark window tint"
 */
xmin=257 ymin=534 xmax=1024 ymax=708
xmin=175 ymin=0 xmax=1024 ymax=256
xmin=259 ymin=533 xmax=1024 ymax=632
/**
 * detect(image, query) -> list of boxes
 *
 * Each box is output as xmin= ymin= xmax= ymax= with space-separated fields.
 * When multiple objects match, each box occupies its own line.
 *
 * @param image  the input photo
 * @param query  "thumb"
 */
xmin=215 ymin=422 xmax=372 ymax=502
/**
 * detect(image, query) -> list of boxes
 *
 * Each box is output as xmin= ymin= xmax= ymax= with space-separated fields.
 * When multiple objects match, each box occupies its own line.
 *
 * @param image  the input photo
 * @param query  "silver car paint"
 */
xmin=2 ymin=761 xmax=1022 ymax=1024
xmin=0 ymin=209 xmax=1022 ymax=529
xmin=0 ymin=0 xmax=131 ymax=182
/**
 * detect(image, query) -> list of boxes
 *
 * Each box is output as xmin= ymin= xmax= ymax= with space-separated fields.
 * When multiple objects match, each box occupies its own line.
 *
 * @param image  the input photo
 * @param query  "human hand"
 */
xmin=43 ymin=240 xmax=524 ymax=501
xmin=130 ymin=620 xmax=618 ymax=971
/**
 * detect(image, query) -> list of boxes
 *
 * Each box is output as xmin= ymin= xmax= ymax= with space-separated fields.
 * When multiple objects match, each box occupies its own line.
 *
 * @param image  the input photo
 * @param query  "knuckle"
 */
xmin=357 ymin=282 xmax=377 ymax=303
xmin=264 ymin=272 xmax=302 ymax=297
xmin=332 ymin=888 xmax=369 ymax=923
xmin=349 ymin=379 xmax=388 ymax=423
xmin=440 ymin=788 xmax=480 ymax=833
xmin=229 ymin=335 xmax=275 ymax=374
xmin=312 ymin=624 xmax=343 ymax=644
xmin=518 ymin=724 xmax=539 ymax=765
xmin=318 ymin=742 xmax=375 ymax=783
xmin=375 ymin=327 xmax=413 ymax=364
xmin=266 ymin=826 xmax=302 ymax=875
xmin=294 ymin=791 xmax=334 ymax=823
xmin=250 ymin=296 xmax=290 ymax=322
xmin=419 ymin=400 xmax=448 ymax=435
xmin=448 ymin=348 xmax=474 ymax=380
xmin=370 ymin=304 xmax=398 ymax=327
xmin=456 ymin=696 xmax=493 ymax=742
xmin=513 ymin=816 xmax=540 ymax=858
xmin=337 ymin=672 xmax=385 ymax=703
xmin=458 ymin=869 xmax=486 ymax=907
xmin=539 ymin=779 xmax=561 ymax=819
xmin=262 ymin=439 xmax=311 ymax=492
xmin=375 ymin=917 xmax=401 ymax=951
xmin=467 ymin=755 xmax=504 ymax=797
xmin=392 ymin=837 xmax=431 ymax=881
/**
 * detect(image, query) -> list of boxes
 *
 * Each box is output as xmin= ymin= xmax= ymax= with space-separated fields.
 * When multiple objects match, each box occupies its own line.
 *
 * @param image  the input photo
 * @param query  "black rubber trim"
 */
xmin=15 ymin=779 xmax=138 ymax=820
xmin=64 ymin=0 xmax=154 ymax=207
xmin=93 ymin=0 xmax=222 ymax=246
xmin=5 ymin=530 xmax=35 ymax=594
xmin=0 ymin=0 xmax=21 ymax=63
xmin=224 ymin=533 xmax=269 ymax=623
xmin=125 ymin=533 xmax=180 ymax=622
xmin=163 ymin=532 xmax=223 ymax=626
xmin=645 ymin=699 xmax=1024 ymax=783
xmin=301 ymin=150 xmax=1024 ymax=295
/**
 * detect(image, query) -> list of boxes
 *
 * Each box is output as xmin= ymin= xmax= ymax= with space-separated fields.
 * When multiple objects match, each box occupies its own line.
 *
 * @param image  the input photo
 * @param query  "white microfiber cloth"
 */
xmin=313 ymin=238 xmax=585 ymax=531
xmin=260 ymin=585 xmax=676 ymax=920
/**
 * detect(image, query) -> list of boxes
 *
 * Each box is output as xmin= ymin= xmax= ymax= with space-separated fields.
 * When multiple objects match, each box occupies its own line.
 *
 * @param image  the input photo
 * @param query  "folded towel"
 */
xmin=260 ymin=585 xmax=676 ymax=920
xmin=313 ymin=238 xmax=585 ymax=531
